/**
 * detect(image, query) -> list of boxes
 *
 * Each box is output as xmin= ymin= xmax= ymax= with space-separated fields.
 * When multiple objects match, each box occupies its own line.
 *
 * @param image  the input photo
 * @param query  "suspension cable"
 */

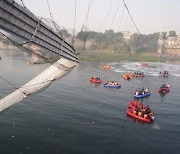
xmin=99 ymin=0 xmax=112 ymax=32
xmin=73 ymin=0 xmax=77 ymax=36
xmin=46 ymin=0 xmax=60 ymax=33
xmin=118 ymin=3 xmax=125 ymax=31
xmin=0 ymin=75 xmax=27 ymax=96
xmin=21 ymin=0 xmax=26 ymax=8
xmin=122 ymin=0 xmax=140 ymax=34
xmin=82 ymin=0 xmax=94 ymax=30
xmin=123 ymin=12 xmax=129 ymax=32
xmin=110 ymin=0 xmax=121 ymax=29
xmin=72 ymin=0 xmax=77 ymax=46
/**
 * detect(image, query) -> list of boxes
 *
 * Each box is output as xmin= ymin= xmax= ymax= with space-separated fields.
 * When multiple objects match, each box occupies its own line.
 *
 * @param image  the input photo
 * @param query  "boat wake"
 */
xmin=110 ymin=62 xmax=180 ymax=77
xmin=152 ymin=123 xmax=161 ymax=130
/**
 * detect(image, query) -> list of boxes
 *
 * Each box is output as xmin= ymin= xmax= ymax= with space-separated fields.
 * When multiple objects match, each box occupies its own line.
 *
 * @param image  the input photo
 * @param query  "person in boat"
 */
xmin=141 ymin=87 xmax=145 ymax=92
xmin=144 ymin=114 xmax=148 ymax=119
xmin=134 ymin=90 xmax=138 ymax=95
xmin=138 ymin=91 xmax=142 ymax=95
xmin=161 ymin=84 xmax=166 ymax=89
xmin=145 ymin=88 xmax=149 ymax=93
xmin=166 ymin=84 xmax=170 ymax=88
xmin=91 ymin=77 xmax=94 ymax=80
xmin=96 ymin=77 xmax=100 ymax=80
xmin=145 ymin=105 xmax=151 ymax=114
xmin=104 ymin=81 xmax=108 ymax=85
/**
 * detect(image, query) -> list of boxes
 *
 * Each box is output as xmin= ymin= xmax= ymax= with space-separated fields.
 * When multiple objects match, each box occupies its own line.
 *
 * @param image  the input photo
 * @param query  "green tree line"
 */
xmin=58 ymin=29 xmax=177 ymax=53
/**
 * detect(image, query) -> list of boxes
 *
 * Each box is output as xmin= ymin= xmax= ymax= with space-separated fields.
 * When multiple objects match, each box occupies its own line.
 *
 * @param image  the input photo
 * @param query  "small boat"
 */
xmin=134 ymin=92 xmax=151 ymax=98
xmin=140 ymin=62 xmax=148 ymax=67
xmin=128 ymin=100 xmax=141 ymax=109
xmin=126 ymin=108 xmax=154 ymax=123
xmin=104 ymin=84 xmax=121 ymax=88
xmin=132 ymin=72 xmax=145 ymax=78
xmin=90 ymin=77 xmax=101 ymax=83
xmin=157 ymin=84 xmax=170 ymax=95
xmin=123 ymin=74 xmax=132 ymax=80
xmin=159 ymin=74 xmax=169 ymax=78
xmin=128 ymin=100 xmax=152 ymax=113
xmin=127 ymin=100 xmax=154 ymax=123
xmin=101 ymin=64 xmax=110 ymax=70
xmin=159 ymin=71 xmax=169 ymax=78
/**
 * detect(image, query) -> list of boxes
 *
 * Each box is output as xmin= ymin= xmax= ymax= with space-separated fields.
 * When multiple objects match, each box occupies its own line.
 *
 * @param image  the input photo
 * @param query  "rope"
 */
xmin=122 ymin=0 xmax=140 ymax=34
xmin=0 ymin=61 xmax=74 ymax=96
xmin=20 ymin=17 xmax=42 ymax=46
xmin=46 ymin=0 xmax=60 ymax=33
xmin=82 ymin=0 xmax=94 ymax=30
xmin=0 ymin=75 xmax=27 ymax=96
xmin=72 ymin=0 xmax=77 ymax=46
xmin=99 ymin=0 xmax=112 ymax=32
xmin=110 ymin=0 xmax=121 ymax=29
xmin=21 ymin=0 xmax=26 ymax=8
xmin=118 ymin=4 xmax=125 ymax=31
xmin=0 ymin=31 xmax=49 ymax=60
xmin=123 ymin=12 xmax=129 ymax=32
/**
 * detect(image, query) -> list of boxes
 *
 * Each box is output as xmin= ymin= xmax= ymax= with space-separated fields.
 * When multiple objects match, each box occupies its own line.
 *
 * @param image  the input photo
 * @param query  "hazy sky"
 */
xmin=18 ymin=0 xmax=180 ymax=34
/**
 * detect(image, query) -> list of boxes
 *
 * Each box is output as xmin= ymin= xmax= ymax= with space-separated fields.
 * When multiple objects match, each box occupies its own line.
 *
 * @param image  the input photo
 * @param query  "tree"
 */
xmin=58 ymin=29 xmax=71 ymax=38
xmin=168 ymin=31 xmax=177 ymax=37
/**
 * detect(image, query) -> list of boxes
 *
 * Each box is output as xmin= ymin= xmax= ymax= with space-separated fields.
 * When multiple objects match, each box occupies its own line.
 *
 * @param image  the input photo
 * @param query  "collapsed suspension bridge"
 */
xmin=0 ymin=0 xmax=140 ymax=112
xmin=0 ymin=0 xmax=78 ymax=112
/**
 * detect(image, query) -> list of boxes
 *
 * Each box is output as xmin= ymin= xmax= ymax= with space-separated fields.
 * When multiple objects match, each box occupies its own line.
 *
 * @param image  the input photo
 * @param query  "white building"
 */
xmin=122 ymin=31 xmax=132 ymax=40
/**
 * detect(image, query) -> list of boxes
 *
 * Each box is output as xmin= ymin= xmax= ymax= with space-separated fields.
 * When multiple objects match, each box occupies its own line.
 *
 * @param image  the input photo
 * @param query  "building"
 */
xmin=122 ymin=31 xmax=132 ymax=41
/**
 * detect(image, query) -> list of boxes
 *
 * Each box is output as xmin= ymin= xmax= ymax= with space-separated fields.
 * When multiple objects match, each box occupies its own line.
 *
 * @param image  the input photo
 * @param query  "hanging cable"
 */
xmin=99 ymin=0 xmax=112 ymax=32
xmin=118 ymin=4 xmax=125 ymax=31
xmin=72 ymin=0 xmax=77 ymax=46
xmin=127 ymin=21 xmax=132 ymax=32
xmin=21 ymin=0 xmax=26 ymax=8
xmin=86 ymin=0 xmax=93 ymax=28
xmin=123 ymin=12 xmax=129 ymax=32
xmin=0 ymin=75 xmax=27 ymax=96
xmin=122 ymin=0 xmax=140 ymax=34
xmin=82 ymin=0 xmax=94 ymax=30
xmin=73 ymin=0 xmax=77 ymax=36
xmin=46 ymin=0 xmax=60 ymax=33
xmin=110 ymin=0 xmax=121 ymax=29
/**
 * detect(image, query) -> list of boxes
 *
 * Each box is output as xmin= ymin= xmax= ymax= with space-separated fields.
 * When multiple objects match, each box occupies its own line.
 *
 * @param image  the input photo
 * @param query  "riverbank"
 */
xmin=79 ymin=51 xmax=180 ymax=63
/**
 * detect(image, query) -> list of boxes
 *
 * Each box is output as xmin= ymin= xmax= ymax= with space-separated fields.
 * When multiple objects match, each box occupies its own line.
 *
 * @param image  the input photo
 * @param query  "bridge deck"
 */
xmin=0 ymin=0 xmax=78 ymax=62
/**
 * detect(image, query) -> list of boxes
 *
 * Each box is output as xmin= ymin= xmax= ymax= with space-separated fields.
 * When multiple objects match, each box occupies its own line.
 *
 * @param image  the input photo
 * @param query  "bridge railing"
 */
xmin=0 ymin=0 xmax=78 ymax=62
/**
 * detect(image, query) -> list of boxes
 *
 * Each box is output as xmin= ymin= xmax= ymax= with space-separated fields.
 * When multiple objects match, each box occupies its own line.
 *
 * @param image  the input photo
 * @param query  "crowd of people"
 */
xmin=104 ymin=81 xmax=119 ymax=85
xmin=134 ymin=88 xmax=149 ymax=96
xmin=133 ymin=103 xmax=152 ymax=119
xmin=159 ymin=71 xmax=169 ymax=77
xmin=133 ymin=72 xmax=144 ymax=75
xmin=91 ymin=77 xmax=101 ymax=80
xmin=159 ymin=84 xmax=170 ymax=93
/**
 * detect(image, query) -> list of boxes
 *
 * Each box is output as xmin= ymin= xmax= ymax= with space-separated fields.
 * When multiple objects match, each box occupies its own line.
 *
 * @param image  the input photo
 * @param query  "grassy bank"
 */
xmin=79 ymin=51 xmax=180 ymax=62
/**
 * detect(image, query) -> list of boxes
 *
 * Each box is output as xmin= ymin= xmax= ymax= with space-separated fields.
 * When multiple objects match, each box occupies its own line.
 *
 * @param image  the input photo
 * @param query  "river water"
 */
xmin=0 ymin=49 xmax=180 ymax=154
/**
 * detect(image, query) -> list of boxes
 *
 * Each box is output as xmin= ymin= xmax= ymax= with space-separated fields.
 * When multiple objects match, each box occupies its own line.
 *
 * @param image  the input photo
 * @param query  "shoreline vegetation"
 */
xmin=78 ymin=51 xmax=180 ymax=63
